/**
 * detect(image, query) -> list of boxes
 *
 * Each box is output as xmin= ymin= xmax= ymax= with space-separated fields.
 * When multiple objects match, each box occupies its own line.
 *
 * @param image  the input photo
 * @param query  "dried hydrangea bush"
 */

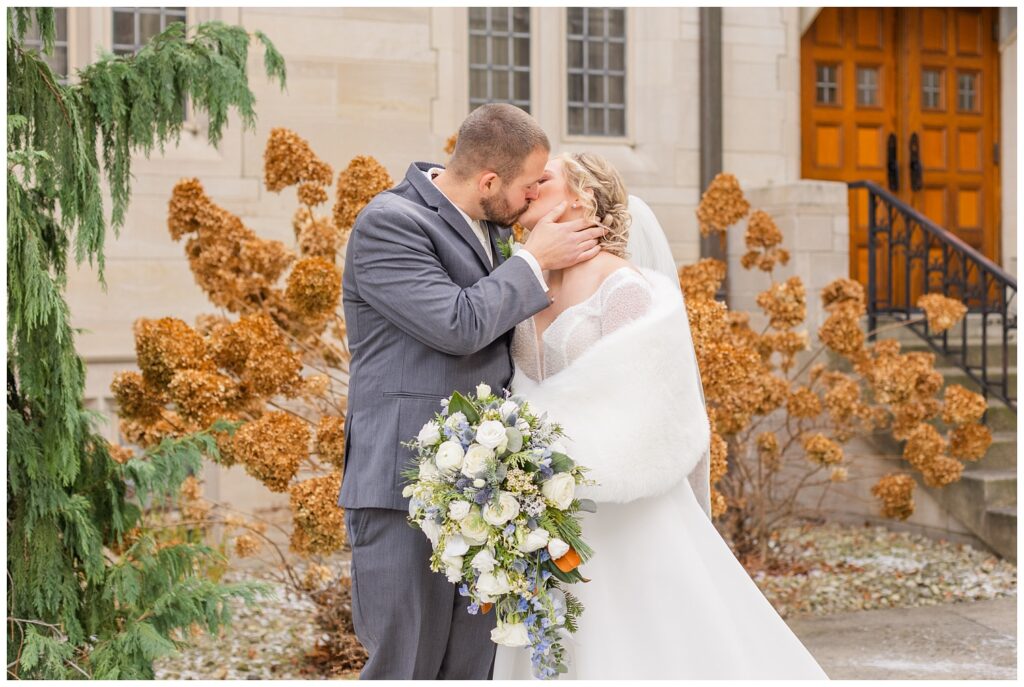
xmin=686 ymin=173 xmax=991 ymax=563
xmin=112 ymin=128 xmax=393 ymax=673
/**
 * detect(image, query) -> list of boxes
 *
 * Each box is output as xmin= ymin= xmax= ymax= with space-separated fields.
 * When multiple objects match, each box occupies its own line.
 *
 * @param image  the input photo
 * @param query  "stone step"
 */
xmin=963 ymin=431 xmax=1018 ymax=471
xmin=959 ymin=469 xmax=1017 ymax=509
xmin=984 ymin=506 xmax=1017 ymax=563
xmin=979 ymin=400 xmax=1017 ymax=432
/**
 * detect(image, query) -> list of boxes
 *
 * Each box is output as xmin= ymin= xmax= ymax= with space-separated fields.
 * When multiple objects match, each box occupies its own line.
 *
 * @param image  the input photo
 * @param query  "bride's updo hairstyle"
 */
xmin=559 ymin=152 xmax=631 ymax=258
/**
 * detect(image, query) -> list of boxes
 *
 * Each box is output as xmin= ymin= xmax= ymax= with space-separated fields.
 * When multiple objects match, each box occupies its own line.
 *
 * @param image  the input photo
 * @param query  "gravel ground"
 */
xmin=153 ymin=521 xmax=1016 ymax=679
xmin=751 ymin=522 xmax=1017 ymax=618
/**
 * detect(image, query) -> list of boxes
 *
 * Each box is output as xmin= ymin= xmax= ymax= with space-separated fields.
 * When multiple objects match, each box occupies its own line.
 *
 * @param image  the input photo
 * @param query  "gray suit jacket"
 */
xmin=338 ymin=161 xmax=551 ymax=511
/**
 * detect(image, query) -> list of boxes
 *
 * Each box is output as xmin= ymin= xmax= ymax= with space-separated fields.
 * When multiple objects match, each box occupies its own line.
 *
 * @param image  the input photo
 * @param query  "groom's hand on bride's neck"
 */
xmin=523 ymin=201 xmax=607 ymax=271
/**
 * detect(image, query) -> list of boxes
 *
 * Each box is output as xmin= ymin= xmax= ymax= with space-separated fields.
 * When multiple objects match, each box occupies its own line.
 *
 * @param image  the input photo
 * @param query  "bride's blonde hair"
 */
xmin=558 ymin=152 xmax=631 ymax=258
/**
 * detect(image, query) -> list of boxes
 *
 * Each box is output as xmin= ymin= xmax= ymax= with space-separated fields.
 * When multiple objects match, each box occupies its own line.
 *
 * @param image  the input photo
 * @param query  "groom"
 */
xmin=338 ymin=103 xmax=605 ymax=679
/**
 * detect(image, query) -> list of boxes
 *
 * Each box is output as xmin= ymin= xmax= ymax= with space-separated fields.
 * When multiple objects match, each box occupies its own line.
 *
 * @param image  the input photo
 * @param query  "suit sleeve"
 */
xmin=350 ymin=204 xmax=551 ymax=356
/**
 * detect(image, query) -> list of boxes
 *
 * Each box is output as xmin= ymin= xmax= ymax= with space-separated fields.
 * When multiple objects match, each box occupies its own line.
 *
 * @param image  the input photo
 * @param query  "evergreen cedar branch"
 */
xmin=7 ymin=8 xmax=285 ymax=678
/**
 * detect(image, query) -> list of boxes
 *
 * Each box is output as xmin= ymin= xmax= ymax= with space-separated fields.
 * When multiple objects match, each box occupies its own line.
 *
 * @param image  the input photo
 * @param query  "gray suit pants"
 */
xmin=346 ymin=507 xmax=498 ymax=679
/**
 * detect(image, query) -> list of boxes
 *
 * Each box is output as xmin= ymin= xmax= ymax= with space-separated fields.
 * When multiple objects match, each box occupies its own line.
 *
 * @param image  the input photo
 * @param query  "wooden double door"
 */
xmin=801 ymin=7 xmax=1001 ymax=301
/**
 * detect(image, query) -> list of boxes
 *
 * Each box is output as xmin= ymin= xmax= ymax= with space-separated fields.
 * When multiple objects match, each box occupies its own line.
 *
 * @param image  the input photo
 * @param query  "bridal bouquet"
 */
xmin=402 ymin=383 xmax=594 ymax=679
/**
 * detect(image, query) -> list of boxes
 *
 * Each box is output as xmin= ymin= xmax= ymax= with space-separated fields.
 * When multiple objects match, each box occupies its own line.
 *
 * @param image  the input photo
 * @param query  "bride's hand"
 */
xmin=523 ymin=201 xmax=607 ymax=271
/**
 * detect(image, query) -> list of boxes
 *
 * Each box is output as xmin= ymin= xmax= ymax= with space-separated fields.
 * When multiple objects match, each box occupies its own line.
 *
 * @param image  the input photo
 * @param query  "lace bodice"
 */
xmin=512 ymin=267 xmax=654 ymax=381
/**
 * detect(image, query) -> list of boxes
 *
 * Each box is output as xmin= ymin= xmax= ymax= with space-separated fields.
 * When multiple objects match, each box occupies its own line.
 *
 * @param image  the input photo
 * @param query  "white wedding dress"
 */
xmin=492 ymin=203 xmax=828 ymax=680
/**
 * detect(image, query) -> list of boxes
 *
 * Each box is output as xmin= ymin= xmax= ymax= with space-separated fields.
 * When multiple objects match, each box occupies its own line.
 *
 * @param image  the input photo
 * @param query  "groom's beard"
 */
xmin=481 ymin=194 xmax=530 ymax=227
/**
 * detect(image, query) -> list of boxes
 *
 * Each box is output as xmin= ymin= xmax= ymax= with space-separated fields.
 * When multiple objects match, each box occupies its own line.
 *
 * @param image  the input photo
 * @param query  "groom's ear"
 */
xmin=477 ymin=171 xmax=500 ymax=194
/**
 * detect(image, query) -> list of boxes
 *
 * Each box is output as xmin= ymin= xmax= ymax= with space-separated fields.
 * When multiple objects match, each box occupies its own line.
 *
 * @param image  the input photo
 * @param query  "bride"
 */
xmin=491 ymin=153 xmax=829 ymax=680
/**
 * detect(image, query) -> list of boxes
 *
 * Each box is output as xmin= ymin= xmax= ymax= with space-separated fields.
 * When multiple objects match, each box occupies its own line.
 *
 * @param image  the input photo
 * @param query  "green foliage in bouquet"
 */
xmin=6 ymin=8 xmax=285 ymax=678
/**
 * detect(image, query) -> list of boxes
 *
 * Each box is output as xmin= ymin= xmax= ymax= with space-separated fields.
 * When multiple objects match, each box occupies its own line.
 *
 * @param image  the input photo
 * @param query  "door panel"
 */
xmin=801 ymin=7 xmax=1001 ymax=309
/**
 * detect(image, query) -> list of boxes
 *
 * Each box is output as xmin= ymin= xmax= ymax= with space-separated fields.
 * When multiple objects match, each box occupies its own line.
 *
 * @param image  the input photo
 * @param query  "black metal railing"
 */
xmin=849 ymin=180 xmax=1016 ymax=412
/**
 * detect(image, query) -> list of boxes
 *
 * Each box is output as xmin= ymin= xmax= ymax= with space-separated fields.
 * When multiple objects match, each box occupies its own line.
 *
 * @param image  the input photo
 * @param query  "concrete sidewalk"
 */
xmin=787 ymin=596 xmax=1017 ymax=679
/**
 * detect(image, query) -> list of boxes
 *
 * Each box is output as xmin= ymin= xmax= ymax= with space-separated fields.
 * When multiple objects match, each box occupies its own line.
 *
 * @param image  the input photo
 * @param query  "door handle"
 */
xmin=909 ymin=132 xmax=923 ymax=191
xmin=886 ymin=133 xmax=899 ymax=192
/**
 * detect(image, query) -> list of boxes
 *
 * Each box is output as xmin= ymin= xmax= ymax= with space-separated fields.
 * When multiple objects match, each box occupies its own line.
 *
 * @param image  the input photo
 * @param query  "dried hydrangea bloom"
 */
xmin=801 ymin=432 xmax=843 ymax=465
xmin=107 ymin=441 xmax=135 ymax=465
xmin=709 ymin=431 xmax=729 ymax=483
xmin=168 ymin=179 xmax=296 ymax=311
xmin=710 ymin=488 xmax=728 ymax=518
xmin=119 ymin=415 xmax=179 ymax=449
xmin=111 ymin=371 xmax=166 ymax=423
xmin=745 ymin=210 xmax=783 ymax=249
xmin=818 ymin=302 xmax=867 ymax=359
xmin=917 ymin=293 xmax=968 ymax=334
xmin=298 ymin=182 xmax=329 ymax=207
xmin=920 ymin=455 xmax=964 ymax=488
xmin=941 ymin=384 xmax=987 ymax=426
xmin=234 ymin=533 xmax=262 ymax=558
xmin=444 ymin=133 xmax=458 ymax=156
xmin=301 ymin=563 xmax=336 ymax=591
xmin=829 ymin=466 xmax=848 ymax=482
xmin=756 ymin=277 xmax=806 ymax=331
xmin=182 ymin=496 xmax=211 ymax=522
xmin=286 ymin=257 xmax=342 ymax=321
xmin=696 ymin=172 xmax=750 ymax=235
xmin=678 ymin=258 xmax=727 ymax=301
xmin=685 ymin=297 xmax=731 ymax=355
xmin=232 ymin=412 xmax=310 ymax=492
xmin=289 ymin=472 xmax=346 ymax=556
xmin=949 ymin=423 xmax=992 ymax=461
xmin=751 ymin=372 xmax=790 ymax=416
xmin=821 ymin=278 xmax=866 ymax=311
xmin=210 ymin=313 xmax=303 ymax=398
xmin=786 ymin=385 xmax=822 ymax=418
xmin=316 ymin=415 xmax=346 ymax=469
xmin=871 ymin=473 xmax=916 ymax=520
xmin=294 ymin=209 xmax=343 ymax=259
xmin=264 ymin=127 xmax=334 ymax=192
xmin=167 ymin=369 xmax=239 ymax=426
xmin=821 ymin=373 xmax=861 ymax=423
xmin=889 ymin=401 xmax=935 ymax=441
xmin=902 ymin=423 xmax=947 ymax=471
xmin=333 ymin=155 xmax=394 ymax=232
xmin=180 ymin=475 xmax=203 ymax=502
xmin=759 ymin=331 xmax=809 ymax=370
xmin=134 ymin=317 xmax=215 ymax=390
xmin=756 ymin=431 xmax=781 ymax=472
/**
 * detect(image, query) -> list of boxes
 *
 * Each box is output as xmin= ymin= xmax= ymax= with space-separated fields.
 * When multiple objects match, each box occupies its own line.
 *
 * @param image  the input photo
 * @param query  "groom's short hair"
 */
xmin=448 ymin=103 xmax=550 ymax=182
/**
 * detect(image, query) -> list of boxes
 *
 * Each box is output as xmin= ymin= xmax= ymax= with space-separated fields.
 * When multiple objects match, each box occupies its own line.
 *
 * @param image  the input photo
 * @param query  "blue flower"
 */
xmin=466 ymin=602 xmax=480 ymax=615
xmin=540 ymin=617 xmax=551 ymax=629
xmin=539 ymin=550 xmax=551 ymax=563
xmin=511 ymin=558 xmax=528 ymax=574
xmin=503 ymin=522 xmax=516 ymax=536
xmin=524 ymin=613 xmax=537 ymax=626
xmin=516 ymin=596 xmax=530 ymax=612
xmin=473 ymin=489 xmax=493 ymax=505
xmin=458 ymin=584 xmax=470 ymax=597
xmin=541 ymin=570 xmax=552 ymax=582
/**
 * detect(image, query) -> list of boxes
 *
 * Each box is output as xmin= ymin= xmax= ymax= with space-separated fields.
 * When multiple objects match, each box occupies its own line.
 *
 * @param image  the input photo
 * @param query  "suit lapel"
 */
xmin=406 ymin=162 xmax=493 ymax=274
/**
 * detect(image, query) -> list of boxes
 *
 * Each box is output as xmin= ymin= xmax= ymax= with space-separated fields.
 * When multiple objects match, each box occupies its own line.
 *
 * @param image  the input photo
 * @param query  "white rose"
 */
xmin=461 ymin=444 xmax=494 ymax=478
xmin=476 ymin=570 xmax=512 ymax=602
xmin=517 ymin=527 xmax=550 ymax=553
xmin=421 ymin=519 xmax=441 ymax=549
xmin=471 ymin=548 xmax=497 ymax=574
xmin=418 ymin=459 xmax=440 ymax=482
xmin=417 ymin=421 xmax=441 ymax=445
xmin=459 ymin=507 xmax=490 ymax=545
xmin=442 ymin=534 xmax=470 ymax=559
xmin=475 ymin=420 xmax=508 ymax=450
xmin=445 ymin=411 xmax=468 ymax=430
xmin=515 ymin=418 xmax=530 ymax=432
xmin=447 ymin=500 xmax=471 ymax=521
xmin=547 ymin=537 xmax=570 ymax=560
xmin=435 ymin=440 xmax=465 ymax=474
xmin=482 ymin=491 xmax=520 ymax=526
xmin=490 ymin=621 xmax=529 ymax=648
xmin=500 ymin=400 xmax=519 ymax=417
xmin=541 ymin=472 xmax=576 ymax=510
xmin=476 ymin=383 xmax=492 ymax=399
xmin=402 ymin=484 xmax=415 ymax=498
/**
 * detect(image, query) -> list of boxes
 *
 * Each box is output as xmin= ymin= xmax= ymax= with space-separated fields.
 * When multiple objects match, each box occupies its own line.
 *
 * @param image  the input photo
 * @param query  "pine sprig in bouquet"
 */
xmin=402 ymin=383 xmax=595 ymax=679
